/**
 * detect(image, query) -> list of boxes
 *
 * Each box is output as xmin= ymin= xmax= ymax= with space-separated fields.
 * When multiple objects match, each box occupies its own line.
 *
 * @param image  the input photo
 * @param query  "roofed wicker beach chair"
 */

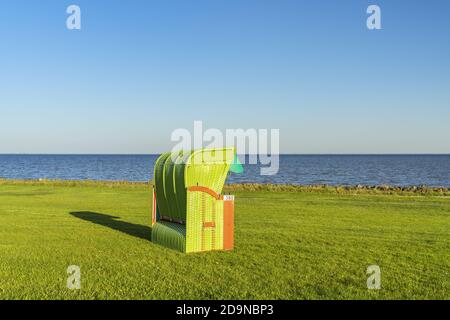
xmin=151 ymin=147 xmax=242 ymax=253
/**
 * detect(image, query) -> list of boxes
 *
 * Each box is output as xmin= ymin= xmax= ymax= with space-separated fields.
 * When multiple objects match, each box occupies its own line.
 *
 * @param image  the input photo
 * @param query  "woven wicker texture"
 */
xmin=151 ymin=221 xmax=186 ymax=252
xmin=185 ymin=148 xmax=234 ymax=195
xmin=186 ymin=190 xmax=224 ymax=253
xmin=154 ymin=152 xmax=171 ymax=217
xmin=152 ymin=148 xmax=235 ymax=253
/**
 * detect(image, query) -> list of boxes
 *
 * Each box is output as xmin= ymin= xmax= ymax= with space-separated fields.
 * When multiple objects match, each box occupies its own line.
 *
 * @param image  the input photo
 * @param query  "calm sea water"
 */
xmin=0 ymin=155 xmax=449 ymax=187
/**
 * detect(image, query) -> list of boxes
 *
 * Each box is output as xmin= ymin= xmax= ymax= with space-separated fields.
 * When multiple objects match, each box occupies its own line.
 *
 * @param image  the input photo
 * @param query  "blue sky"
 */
xmin=0 ymin=0 xmax=449 ymax=154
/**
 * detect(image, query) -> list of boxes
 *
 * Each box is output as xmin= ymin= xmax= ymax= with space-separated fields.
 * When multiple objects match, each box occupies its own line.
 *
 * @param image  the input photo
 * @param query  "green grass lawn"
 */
xmin=0 ymin=181 xmax=448 ymax=300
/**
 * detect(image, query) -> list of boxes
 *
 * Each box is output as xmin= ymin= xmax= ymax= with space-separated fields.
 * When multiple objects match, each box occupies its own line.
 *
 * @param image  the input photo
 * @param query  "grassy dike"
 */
xmin=0 ymin=179 xmax=449 ymax=299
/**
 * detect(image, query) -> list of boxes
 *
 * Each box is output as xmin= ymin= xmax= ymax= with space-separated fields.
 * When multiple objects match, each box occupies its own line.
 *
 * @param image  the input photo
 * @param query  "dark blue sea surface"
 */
xmin=0 ymin=155 xmax=449 ymax=187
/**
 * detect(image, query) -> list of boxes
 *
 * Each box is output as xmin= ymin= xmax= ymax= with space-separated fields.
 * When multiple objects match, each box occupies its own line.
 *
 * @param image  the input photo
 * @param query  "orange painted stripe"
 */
xmin=152 ymin=190 xmax=157 ymax=225
xmin=203 ymin=222 xmax=215 ymax=228
xmin=187 ymin=186 xmax=221 ymax=200
xmin=201 ymin=192 xmax=205 ymax=251
xmin=223 ymin=198 xmax=234 ymax=250
xmin=211 ymin=201 xmax=216 ymax=250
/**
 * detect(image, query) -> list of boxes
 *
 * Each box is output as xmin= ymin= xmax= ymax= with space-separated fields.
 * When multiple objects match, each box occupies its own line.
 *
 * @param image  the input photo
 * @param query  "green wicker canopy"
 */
xmin=153 ymin=148 xmax=239 ymax=223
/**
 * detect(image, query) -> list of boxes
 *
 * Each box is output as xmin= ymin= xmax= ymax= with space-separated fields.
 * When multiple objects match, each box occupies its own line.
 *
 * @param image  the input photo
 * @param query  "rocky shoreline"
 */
xmin=1 ymin=178 xmax=449 ymax=196
xmin=224 ymin=183 xmax=450 ymax=195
